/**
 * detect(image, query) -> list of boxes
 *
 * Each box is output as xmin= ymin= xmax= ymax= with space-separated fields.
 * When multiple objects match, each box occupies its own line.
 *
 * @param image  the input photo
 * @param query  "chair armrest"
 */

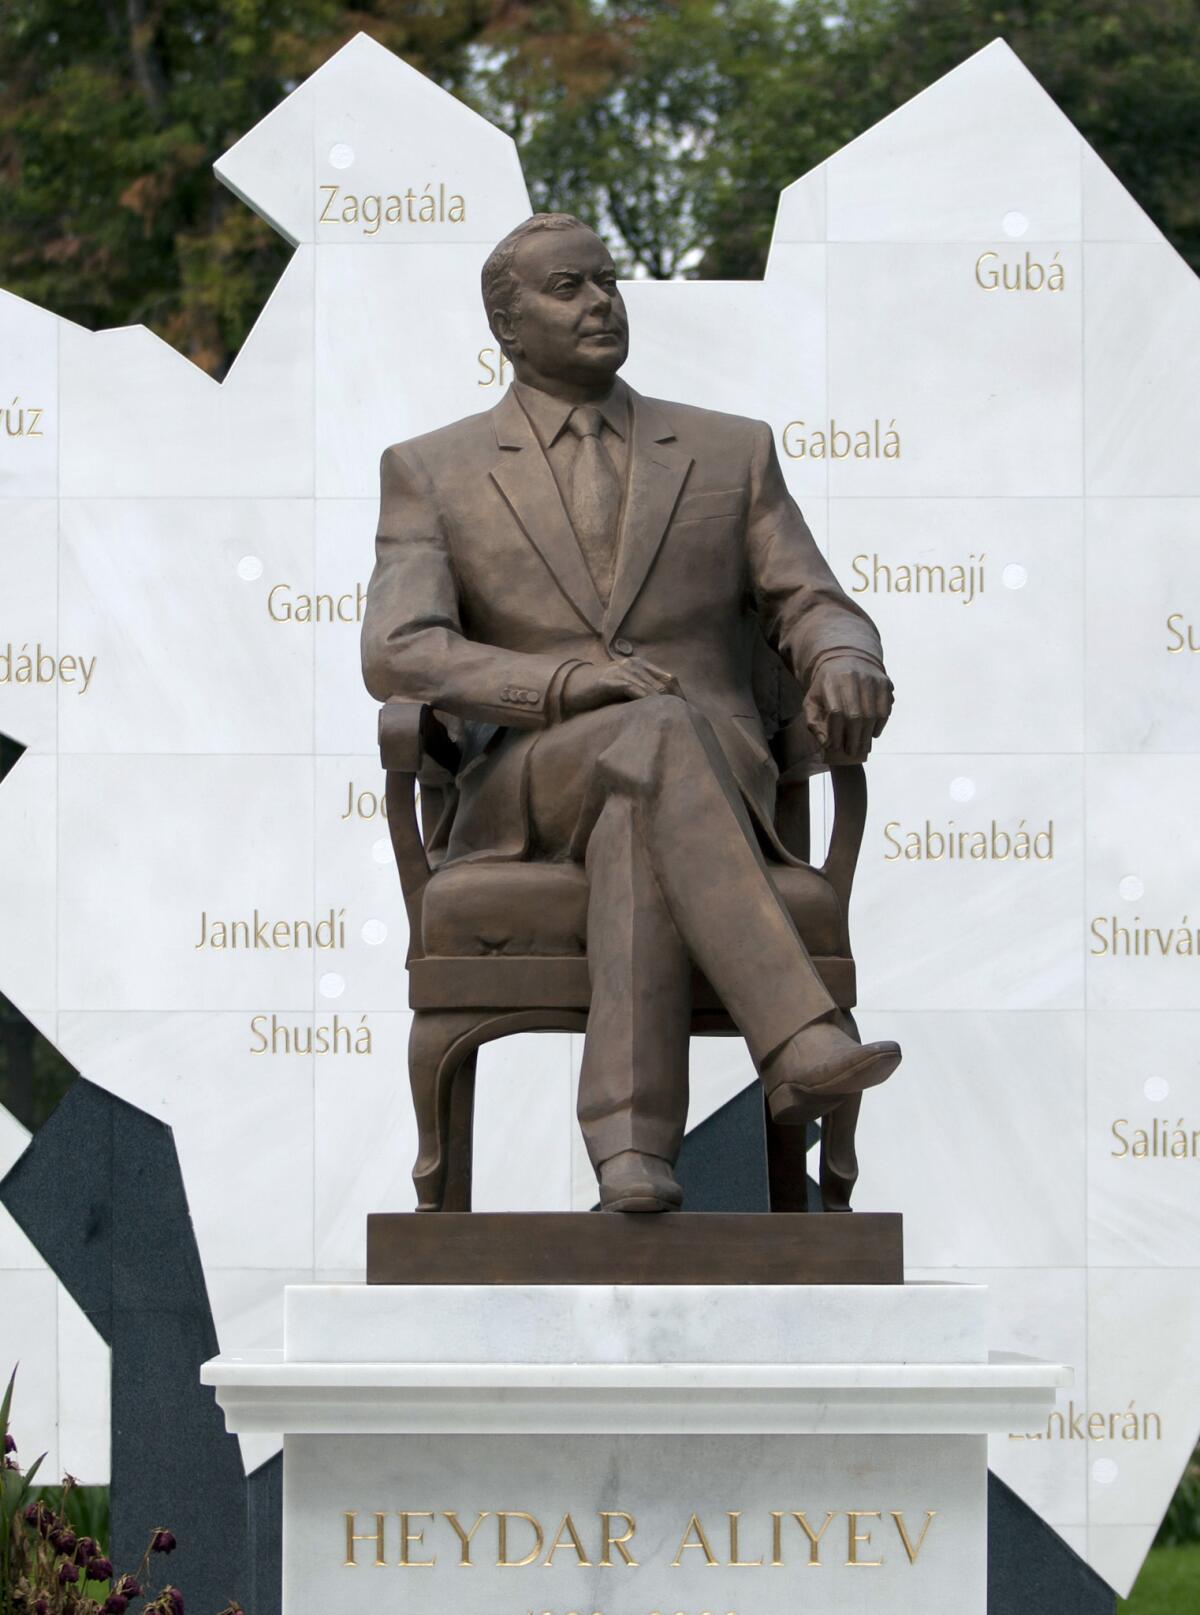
xmin=378 ymin=702 xmax=461 ymax=950
xmin=822 ymin=764 xmax=868 ymax=915
xmin=378 ymin=700 xmax=460 ymax=781
xmin=770 ymin=714 xmax=824 ymax=781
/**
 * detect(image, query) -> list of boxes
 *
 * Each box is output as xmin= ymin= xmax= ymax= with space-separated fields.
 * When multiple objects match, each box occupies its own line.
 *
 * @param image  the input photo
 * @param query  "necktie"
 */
xmin=566 ymin=404 xmax=622 ymax=603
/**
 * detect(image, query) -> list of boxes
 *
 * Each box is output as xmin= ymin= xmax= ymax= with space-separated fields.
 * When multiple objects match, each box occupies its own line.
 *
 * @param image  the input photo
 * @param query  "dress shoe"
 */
xmin=598 ymin=1150 xmax=684 ymax=1213
xmin=763 ymin=1019 xmax=901 ymax=1126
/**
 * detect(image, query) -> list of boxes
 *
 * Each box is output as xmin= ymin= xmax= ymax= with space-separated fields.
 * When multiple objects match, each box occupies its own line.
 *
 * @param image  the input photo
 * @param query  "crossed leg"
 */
xmin=527 ymin=694 xmax=838 ymax=1170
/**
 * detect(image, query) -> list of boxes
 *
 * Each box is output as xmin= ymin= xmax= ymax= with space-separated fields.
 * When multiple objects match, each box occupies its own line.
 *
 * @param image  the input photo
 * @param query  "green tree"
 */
xmin=0 ymin=1 xmax=518 ymax=376
xmin=470 ymin=0 xmax=1200 ymax=279
xmin=3 ymin=2 xmax=1195 ymax=351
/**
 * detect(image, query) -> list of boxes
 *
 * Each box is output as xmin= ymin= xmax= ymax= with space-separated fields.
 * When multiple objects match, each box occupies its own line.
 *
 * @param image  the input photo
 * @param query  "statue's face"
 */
xmin=500 ymin=226 xmax=629 ymax=385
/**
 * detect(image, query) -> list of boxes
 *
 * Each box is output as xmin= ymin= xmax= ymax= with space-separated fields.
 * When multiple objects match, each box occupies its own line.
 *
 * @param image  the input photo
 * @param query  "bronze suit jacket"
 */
xmin=362 ymin=381 xmax=884 ymax=864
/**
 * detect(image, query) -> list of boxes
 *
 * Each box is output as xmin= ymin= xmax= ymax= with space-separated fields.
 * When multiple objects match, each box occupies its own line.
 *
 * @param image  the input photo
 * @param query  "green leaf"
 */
xmin=0 ymin=1364 xmax=16 ymax=1437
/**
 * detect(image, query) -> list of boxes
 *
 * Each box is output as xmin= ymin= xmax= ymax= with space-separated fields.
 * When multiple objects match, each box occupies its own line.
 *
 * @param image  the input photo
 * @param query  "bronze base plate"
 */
xmin=366 ymin=1212 xmax=903 ymax=1286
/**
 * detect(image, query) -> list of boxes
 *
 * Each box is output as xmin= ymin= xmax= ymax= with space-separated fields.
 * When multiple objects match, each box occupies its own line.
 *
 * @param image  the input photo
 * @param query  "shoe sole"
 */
xmin=767 ymin=1045 xmax=901 ymax=1126
xmin=599 ymin=1193 xmax=679 ymax=1213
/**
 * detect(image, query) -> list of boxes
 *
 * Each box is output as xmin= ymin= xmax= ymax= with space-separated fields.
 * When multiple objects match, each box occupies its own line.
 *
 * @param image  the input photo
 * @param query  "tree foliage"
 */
xmin=0 ymin=0 xmax=511 ymax=375
xmin=0 ymin=1 xmax=1198 ymax=356
xmin=472 ymin=0 xmax=1200 ymax=280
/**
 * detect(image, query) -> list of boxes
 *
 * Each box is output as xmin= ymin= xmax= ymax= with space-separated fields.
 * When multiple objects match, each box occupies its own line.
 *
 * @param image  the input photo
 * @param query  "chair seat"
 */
xmin=421 ymin=858 xmax=845 ymax=959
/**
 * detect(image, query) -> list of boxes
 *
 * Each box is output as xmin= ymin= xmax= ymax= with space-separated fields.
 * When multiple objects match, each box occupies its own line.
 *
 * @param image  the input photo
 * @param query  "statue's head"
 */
xmin=482 ymin=214 xmax=629 ymax=391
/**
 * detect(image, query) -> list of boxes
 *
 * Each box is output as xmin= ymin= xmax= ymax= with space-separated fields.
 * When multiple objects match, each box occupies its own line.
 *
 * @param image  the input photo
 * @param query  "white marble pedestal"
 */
xmin=203 ymin=1283 xmax=1068 ymax=1615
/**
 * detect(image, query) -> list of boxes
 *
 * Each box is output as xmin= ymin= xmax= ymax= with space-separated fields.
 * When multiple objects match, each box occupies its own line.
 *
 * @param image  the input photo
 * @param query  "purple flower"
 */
xmin=58 ymin=1562 xmax=80 ymax=1585
xmin=89 ymin=1556 xmax=114 ymax=1580
xmin=26 ymin=1501 xmax=53 ymax=1536
xmin=102 ymin=1597 xmax=128 ymax=1614
xmin=51 ymin=1527 xmax=78 ymax=1555
xmin=4 ymin=1431 xmax=15 ymax=1453
xmin=34 ymin=1600 xmax=50 ymax=1615
xmin=165 ymin=1586 xmax=184 ymax=1615
xmin=117 ymin=1577 xmax=142 ymax=1599
xmin=151 ymin=1529 xmax=177 ymax=1555
xmin=74 ymin=1536 xmax=97 ymax=1563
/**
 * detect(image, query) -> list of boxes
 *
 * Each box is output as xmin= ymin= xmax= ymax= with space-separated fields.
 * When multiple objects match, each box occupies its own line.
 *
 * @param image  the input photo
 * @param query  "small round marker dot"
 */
xmin=329 ymin=143 xmax=355 ymax=169
xmin=372 ymin=837 xmax=393 ymax=865
xmin=1092 ymin=1459 xmax=1119 ymax=1486
xmin=237 ymin=556 xmax=263 ymax=582
xmin=1144 ymin=1077 xmax=1170 ymax=1103
xmin=950 ymin=776 xmax=976 ymax=803
xmin=319 ymin=972 xmax=345 ymax=999
xmin=1119 ymin=875 xmax=1144 ymax=902
xmin=361 ymin=919 xmax=388 ymax=946
xmin=1002 ymin=563 xmax=1028 ymax=590
xmin=1003 ymin=211 xmax=1029 ymax=237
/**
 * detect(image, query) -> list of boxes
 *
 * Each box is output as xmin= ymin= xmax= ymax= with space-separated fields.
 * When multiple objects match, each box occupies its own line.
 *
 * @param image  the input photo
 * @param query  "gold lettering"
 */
xmin=781 ymin=418 xmax=900 ymax=460
xmin=727 ymin=1511 xmax=762 ymax=1566
xmin=0 ymin=644 xmax=95 ymax=692
xmin=443 ymin=1510 xmax=490 ymax=1566
xmin=975 ymin=249 xmax=1065 ymax=291
xmin=891 ymin=1510 xmax=936 ymax=1564
xmin=477 ymin=346 xmax=513 ymax=388
xmin=497 ymin=1512 xmax=543 ymax=1568
xmin=344 ymin=1511 xmax=386 ymax=1567
xmin=846 ymin=1511 xmax=883 ymax=1567
xmin=770 ymin=1511 xmax=784 ymax=1567
xmin=397 ymin=1511 xmax=435 ymax=1567
xmin=598 ymin=1511 xmax=638 ymax=1567
xmin=791 ymin=1510 xmax=835 ymax=1567
xmin=543 ymin=1513 xmax=592 ymax=1568
xmin=671 ymin=1513 xmax=718 ymax=1568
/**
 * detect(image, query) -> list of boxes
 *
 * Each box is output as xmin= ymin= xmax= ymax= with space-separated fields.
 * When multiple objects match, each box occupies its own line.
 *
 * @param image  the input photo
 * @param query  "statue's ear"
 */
xmin=491 ymin=306 xmax=520 ymax=359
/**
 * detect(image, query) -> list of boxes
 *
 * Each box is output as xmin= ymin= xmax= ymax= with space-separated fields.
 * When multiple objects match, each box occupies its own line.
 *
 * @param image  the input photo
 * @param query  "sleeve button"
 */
xmin=613 ymin=637 xmax=634 ymax=656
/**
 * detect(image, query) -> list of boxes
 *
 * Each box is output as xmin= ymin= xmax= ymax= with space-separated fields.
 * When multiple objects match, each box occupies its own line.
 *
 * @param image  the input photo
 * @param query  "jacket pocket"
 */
xmin=673 ymin=487 xmax=745 ymax=523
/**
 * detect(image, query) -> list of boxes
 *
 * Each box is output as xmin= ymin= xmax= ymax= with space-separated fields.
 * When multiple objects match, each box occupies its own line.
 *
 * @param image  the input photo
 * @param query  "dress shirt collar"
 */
xmin=512 ymin=375 xmax=630 ymax=448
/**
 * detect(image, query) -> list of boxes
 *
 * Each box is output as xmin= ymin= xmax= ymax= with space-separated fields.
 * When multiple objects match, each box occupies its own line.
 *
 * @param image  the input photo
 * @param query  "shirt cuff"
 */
xmin=805 ymin=645 xmax=889 ymax=682
xmin=546 ymin=659 xmax=590 ymax=724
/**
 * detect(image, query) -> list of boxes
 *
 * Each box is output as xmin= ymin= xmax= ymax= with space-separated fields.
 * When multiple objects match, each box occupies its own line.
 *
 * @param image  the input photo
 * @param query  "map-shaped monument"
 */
xmin=2 ymin=32 xmax=1199 ymax=1603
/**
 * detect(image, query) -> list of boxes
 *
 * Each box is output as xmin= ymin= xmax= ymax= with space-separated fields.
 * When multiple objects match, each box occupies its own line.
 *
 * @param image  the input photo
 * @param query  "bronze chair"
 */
xmin=379 ymin=697 xmax=870 ymax=1214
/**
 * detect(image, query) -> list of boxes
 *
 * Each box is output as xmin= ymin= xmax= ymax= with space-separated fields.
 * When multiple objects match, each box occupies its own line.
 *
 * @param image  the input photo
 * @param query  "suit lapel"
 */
xmin=488 ymin=390 xmax=604 ymax=633
xmin=605 ymin=391 xmax=693 ymax=636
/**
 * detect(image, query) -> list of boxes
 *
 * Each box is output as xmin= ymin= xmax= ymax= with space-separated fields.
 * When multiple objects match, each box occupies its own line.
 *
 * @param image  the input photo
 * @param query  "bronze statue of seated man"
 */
xmin=362 ymin=213 xmax=900 ymax=1212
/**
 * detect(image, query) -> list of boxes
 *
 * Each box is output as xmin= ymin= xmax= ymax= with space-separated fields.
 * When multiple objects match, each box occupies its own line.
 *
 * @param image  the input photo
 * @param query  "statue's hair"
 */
xmin=481 ymin=212 xmax=592 ymax=350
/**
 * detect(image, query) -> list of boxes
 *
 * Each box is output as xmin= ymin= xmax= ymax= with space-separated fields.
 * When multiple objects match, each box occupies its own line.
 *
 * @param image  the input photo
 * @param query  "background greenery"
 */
xmin=1 ymin=0 xmax=1199 ymax=1605
xmin=1 ymin=0 xmax=1198 ymax=375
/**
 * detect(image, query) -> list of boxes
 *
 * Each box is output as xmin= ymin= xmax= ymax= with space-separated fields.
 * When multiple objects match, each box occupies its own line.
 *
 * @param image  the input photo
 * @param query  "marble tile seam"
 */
xmin=40 ymin=749 xmax=1200 ymax=759
xmin=16 ymin=492 xmax=1200 ymax=500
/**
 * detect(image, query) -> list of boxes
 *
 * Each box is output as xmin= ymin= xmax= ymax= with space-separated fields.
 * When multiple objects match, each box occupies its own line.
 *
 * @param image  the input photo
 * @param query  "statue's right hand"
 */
xmin=561 ymin=657 xmax=681 ymax=716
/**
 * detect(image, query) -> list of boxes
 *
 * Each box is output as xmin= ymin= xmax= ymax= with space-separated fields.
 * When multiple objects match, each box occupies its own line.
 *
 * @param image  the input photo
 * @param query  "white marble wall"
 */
xmin=0 ymin=31 xmax=1196 ymax=1598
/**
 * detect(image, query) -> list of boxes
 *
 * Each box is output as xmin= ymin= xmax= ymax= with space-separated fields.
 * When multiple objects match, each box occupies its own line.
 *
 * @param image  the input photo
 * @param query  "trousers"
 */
xmin=524 ymin=695 xmax=836 ymax=1166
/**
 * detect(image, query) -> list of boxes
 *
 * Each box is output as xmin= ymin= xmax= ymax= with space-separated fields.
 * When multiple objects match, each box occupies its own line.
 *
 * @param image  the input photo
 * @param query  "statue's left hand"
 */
xmin=803 ymin=655 xmax=894 ymax=761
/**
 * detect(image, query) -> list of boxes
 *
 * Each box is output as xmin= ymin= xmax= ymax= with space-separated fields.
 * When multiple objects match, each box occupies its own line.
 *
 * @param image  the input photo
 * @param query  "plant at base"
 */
xmin=2 ymin=1368 xmax=245 ymax=1615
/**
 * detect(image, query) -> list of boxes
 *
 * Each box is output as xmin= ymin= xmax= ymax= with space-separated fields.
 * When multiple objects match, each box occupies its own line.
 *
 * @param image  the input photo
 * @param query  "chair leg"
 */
xmin=819 ymin=1092 xmax=861 ymax=1212
xmin=440 ymin=1051 xmax=477 ymax=1212
xmin=764 ymin=1094 xmax=814 ymax=1212
xmin=408 ymin=1010 xmax=487 ymax=1212
xmin=408 ymin=1008 xmax=589 ymax=1211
